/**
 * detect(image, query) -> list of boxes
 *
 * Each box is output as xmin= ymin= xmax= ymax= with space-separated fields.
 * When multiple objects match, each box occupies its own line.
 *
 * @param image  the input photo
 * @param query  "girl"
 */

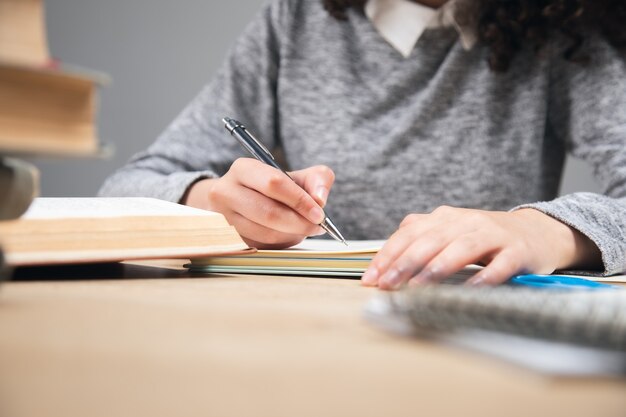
xmin=99 ymin=0 xmax=626 ymax=289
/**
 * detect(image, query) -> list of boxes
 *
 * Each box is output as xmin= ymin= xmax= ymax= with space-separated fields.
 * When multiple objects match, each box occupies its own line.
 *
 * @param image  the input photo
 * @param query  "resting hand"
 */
xmin=183 ymin=158 xmax=335 ymax=249
xmin=362 ymin=206 xmax=602 ymax=290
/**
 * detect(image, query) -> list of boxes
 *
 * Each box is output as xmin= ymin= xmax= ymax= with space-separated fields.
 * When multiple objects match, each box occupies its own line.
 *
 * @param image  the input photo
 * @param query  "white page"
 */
xmin=269 ymin=239 xmax=386 ymax=255
xmin=21 ymin=197 xmax=221 ymax=219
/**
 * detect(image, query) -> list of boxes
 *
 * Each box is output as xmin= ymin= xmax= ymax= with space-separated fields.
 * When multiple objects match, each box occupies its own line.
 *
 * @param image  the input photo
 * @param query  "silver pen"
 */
xmin=223 ymin=117 xmax=347 ymax=245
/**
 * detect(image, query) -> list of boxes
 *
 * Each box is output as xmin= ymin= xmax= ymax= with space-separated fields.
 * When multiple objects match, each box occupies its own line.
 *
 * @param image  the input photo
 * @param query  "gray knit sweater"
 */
xmin=99 ymin=0 xmax=626 ymax=276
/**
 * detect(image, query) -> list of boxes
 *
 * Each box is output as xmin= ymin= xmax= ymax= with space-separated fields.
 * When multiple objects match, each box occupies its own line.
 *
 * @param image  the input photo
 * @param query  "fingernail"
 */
xmin=361 ymin=267 xmax=379 ymax=285
xmin=308 ymin=206 xmax=325 ymax=224
xmin=315 ymin=186 xmax=328 ymax=207
xmin=413 ymin=267 xmax=436 ymax=284
xmin=381 ymin=269 xmax=403 ymax=290
xmin=408 ymin=278 xmax=423 ymax=288
xmin=467 ymin=274 xmax=488 ymax=286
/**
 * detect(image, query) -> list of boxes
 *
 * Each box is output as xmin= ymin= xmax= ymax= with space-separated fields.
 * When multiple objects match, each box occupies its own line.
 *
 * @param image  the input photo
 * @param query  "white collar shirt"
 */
xmin=364 ymin=0 xmax=477 ymax=58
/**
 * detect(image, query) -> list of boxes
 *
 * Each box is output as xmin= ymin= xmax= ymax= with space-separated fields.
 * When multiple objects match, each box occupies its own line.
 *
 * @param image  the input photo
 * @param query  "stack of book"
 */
xmin=0 ymin=0 xmax=108 ymax=221
xmin=0 ymin=1 xmax=256 ymax=271
xmin=0 ymin=0 xmax=107 ymax=274
xmin=188 ymin=239 xmax=383 ymax=277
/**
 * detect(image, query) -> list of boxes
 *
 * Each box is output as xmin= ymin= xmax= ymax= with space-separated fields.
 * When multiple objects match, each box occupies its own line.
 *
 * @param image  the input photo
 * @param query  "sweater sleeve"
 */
xmin=98 ymin=0 xmax=291 ymax=203
xmin=515 ymin=35 xmax=626 ymax=276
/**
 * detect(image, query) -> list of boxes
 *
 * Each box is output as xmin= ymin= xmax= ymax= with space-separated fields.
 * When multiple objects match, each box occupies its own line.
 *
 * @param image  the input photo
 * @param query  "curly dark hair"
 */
xmin=322 ymin=0 xmax=626 ymax=71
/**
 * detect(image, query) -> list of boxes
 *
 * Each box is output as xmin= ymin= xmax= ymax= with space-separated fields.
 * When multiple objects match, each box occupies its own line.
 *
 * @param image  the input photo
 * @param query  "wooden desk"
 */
xmin=0 ymin=261 xmax=624 ymax=417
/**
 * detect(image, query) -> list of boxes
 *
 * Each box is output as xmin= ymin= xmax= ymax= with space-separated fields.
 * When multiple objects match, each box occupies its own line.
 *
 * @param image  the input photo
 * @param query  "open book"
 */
xmin=0 ymin=197 xmax=250 ymax=266
xmin=188 ymin=239 xmax=384 ymax=277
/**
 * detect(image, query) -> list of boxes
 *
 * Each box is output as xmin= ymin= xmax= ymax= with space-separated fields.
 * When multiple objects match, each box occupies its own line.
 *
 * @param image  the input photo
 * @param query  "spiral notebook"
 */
xmin=365 ymin=285 xmax=626 ymax=376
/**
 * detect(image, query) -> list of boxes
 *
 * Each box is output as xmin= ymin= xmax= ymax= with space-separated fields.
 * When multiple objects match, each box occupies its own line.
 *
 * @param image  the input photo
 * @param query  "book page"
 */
xmin=21 ymin=197 xmax=222 ymax=219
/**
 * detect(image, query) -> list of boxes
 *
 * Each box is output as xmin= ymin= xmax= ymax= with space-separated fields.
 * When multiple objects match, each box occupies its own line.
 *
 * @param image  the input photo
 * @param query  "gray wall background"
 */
xmin=37 ymin=0 xmax=600 ymax=197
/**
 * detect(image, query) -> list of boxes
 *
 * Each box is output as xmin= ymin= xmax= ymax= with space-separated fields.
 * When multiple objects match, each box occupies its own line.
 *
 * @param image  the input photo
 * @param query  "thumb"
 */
xmin=290 ymin=165 xmax=335 ymax=208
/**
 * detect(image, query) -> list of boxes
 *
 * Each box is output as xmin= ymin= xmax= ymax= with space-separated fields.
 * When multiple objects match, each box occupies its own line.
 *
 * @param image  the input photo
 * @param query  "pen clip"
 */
xmin=244 ymin=128 xmax=274 ymax=161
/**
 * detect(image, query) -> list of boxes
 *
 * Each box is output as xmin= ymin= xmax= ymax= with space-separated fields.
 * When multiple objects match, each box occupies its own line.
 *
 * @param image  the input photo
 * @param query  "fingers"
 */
xmin=231 ymin=159 xmax=326 ymax=225
xmin=209 ymin=179 xmax=322 ymax=237
xmin=227 ymin=212 xmax=306 ymax=249
xmin=363 ymin=207 xmax=559 ymax=290
xmin=201 ymin=159 xmax=335 ymax=248
xmin=466 ymin=249 xmax=526 ymax=286
xmin=368 ymin=214 xmax=448 ymax=268
xmin=362 ymin=226 xmax=441 ymax=287
xmin=375 ymin=232 xmax=494 ymax=290
xmin=363 ymin=211 xmax=475 ymax=288
xmin=291 ymin=165 xmax=335 ymax=208
xmin=407 ymin=234 xmax=497 ymax=287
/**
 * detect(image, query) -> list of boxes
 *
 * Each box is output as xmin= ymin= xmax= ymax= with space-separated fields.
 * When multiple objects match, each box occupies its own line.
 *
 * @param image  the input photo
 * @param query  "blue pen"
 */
xmin=509 ymin=274 xmax=619 ymax=290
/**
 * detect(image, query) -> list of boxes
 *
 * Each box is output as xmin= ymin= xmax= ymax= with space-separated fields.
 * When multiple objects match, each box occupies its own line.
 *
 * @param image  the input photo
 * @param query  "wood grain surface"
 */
xmin=0 ymin=260 xmax=624 ymax=417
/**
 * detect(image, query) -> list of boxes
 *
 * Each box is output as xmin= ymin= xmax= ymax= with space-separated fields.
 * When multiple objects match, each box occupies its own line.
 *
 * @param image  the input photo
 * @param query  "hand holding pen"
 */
xmin=223 ymin=118 xmax=346 ymax=245
xmin=182 ymin=118 xmax=346 ymax=249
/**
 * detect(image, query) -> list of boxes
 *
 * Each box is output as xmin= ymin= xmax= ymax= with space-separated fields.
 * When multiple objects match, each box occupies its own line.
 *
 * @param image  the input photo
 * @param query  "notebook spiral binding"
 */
xmin=386 ymin=286 xmax=626 ymax=352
